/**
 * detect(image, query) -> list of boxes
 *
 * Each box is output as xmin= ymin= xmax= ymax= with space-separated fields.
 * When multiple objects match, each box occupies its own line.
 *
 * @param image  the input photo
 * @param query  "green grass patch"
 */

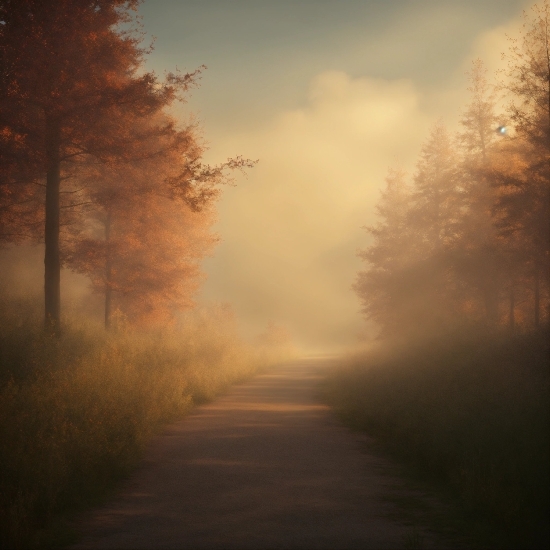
xmin=0 ymin=297 xmax=292 ymax=549
xmin=323 ymin=328 xmax=549 ymax=549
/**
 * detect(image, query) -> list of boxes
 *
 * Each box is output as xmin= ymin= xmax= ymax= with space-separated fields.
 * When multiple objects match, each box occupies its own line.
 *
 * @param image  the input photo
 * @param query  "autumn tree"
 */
xmin=490 ymin=1 xmax=550 ymax=327
xmin=66 ymin=165 xmax=217 ymax=328
xmin=0 ymin=0 xmax=198 ymax=334
xmin=454 ymin=59 xmax=504 ymax=324
xmin=0 ymin=111 xmax=44 ymax=242
xmin=354 ymin=167 xmax=414 ymax=337
xmin=63 ymin=108 xmax=254 ymax=329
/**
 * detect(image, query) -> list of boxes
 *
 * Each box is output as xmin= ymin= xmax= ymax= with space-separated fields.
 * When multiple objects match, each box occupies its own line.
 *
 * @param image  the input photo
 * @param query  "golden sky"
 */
xmin=139 ymin=0 xmax=529 ymax=351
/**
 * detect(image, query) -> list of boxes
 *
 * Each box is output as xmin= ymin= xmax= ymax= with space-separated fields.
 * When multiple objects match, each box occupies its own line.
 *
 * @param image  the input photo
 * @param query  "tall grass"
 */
xmin=324 ymin=327 xmax=549 ymax=549
xmin=0 ymin=297 xmax=291 ymax=549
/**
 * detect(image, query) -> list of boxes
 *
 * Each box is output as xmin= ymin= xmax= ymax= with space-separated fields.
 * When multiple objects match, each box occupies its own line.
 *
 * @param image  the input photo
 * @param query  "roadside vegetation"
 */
xmin=334 ymin=4 xmax=550 ymax=548
xmin=0 ymin=296 xmax=293 ymax=549
xmin=324 ymin=328 xmax=549 ymax=548
xmin=0 ymin=3 xmax=291 ymax=548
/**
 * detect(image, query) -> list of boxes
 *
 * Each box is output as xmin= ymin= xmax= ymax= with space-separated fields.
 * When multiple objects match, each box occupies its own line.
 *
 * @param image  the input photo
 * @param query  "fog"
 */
xmin=183 ymin=5 xmax=525 ymax=352
xmin=3 ymin=3 xmax=549 ymax=549
xmin=200 ymin=73 xmax=430 ymax=350
xmin=1 ymin=0 xmax=529 ymax=352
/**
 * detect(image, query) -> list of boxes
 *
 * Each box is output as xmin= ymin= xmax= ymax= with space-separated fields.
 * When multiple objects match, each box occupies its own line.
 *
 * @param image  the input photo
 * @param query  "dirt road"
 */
xmin=72 ymin=359 xmax=443 ymax=549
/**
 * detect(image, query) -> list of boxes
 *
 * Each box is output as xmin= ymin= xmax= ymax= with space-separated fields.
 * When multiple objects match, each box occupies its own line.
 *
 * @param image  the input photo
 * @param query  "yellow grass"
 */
xmin=0 ymin=298 xmax=292 ymax=548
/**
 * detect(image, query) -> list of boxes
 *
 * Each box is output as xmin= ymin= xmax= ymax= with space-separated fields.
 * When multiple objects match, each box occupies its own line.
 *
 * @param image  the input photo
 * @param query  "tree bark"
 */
xmin=104 ymin=211 xmax=112 ymax=330
xmin=44 ymin=115 xmax=61 ymax=335
xmin=509 ymin=280 xmax=515 ymax=333
xmin=534 ymin=265 xmax=540 ymax=328
xmin=484 ymin=284 xmax=499 ymax=325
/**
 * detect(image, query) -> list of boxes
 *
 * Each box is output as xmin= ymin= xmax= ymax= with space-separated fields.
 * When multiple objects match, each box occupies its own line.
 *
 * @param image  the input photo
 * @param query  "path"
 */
xmin=72 ymin=359 xmax=445 ymax=549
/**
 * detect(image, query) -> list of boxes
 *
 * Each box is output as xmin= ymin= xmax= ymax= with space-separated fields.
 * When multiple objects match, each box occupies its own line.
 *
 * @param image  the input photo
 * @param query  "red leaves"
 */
xmin=1 ymin=0 xmax=255 ymax=330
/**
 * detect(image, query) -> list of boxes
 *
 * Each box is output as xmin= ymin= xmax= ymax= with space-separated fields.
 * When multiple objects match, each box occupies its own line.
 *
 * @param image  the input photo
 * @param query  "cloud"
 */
xmin=200 ymin=71 xmax=431 ymax=350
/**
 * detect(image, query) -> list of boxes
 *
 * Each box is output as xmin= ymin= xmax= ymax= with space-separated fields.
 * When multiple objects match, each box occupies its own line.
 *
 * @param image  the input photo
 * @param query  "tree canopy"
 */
xmin=355 ymin=3 xmax=550 ymax=338
xmin=0 ymin=0 xmax=253 ymax=332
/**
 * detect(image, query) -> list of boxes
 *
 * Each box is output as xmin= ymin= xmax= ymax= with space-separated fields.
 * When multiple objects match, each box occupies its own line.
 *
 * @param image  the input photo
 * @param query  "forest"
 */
xmin=0 ymin=2 xmax=288 ymax=547
xmin=0 ymin=0 xmax=548 ymax=549
xmin=328 ymin=4 xmax=549 ymax=548
xmin=0 ymin=0 xmax=257 ymax=333
xmin=354 ymin=55 xmax=548 ymax=337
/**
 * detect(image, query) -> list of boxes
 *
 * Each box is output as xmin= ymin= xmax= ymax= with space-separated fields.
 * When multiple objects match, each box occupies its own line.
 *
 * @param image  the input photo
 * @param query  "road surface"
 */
xmin=72 ymin=359 xmax=446 ymax=549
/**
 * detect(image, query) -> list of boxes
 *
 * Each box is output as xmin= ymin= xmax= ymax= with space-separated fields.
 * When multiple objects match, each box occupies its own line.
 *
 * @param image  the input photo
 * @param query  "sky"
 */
xmin=136 ymin=0 xmax=530 ymax=351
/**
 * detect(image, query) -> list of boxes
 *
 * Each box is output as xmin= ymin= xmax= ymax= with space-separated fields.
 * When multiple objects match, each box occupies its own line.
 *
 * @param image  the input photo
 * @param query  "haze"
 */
xmin=131 ymin=0 xmax=527 ymax=351
xmin=2 ymin=3 xmax=548 ymax=547
xmin=0 ymin=0 xmax=530 ymax=351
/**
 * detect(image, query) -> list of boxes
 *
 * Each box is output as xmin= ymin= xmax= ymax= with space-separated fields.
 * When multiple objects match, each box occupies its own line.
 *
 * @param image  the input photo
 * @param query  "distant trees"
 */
xmin=0 ymin=1 xmax=252 ymax=332
xmin=355 ymin=2 xmax=550 ymax=338
xmin=354 ymin=168 xmax=413 ymax=336
xmin=355 ymin=124 xmax=464 ymax=338
xmin=452 ymin=59 xmax=503 ymax=325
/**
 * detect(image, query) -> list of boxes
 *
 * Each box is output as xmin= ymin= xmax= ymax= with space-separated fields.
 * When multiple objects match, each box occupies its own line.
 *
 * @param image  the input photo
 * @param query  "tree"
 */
xmin=0 ymin=0 xmax=198 ymax=333
xmin=64 ymin=110 xmax=254 ymax=329
xmin=491 ymin=1 xmax=550 ymax=327
xmin=354 ymin=167 xmax=414 ymax=337
xmin=355 ymin=4 xmax=550 ymax=338
xmin=0 ymin=114 xmax=44 ymax=242
xmin=454 ymin=59 xmax=504 ymax=324
xmin=67 ymin=172 xmax=217 ymax=328
xmin=459 ymin=59 xmax=500 ymax=163
xmin=409 ymin=121 xmax=461 ymax=255
xmin=356 ymin=124 xmax=467 ymax=338
xmin=408 ymin=122 xmax=470 ymax=328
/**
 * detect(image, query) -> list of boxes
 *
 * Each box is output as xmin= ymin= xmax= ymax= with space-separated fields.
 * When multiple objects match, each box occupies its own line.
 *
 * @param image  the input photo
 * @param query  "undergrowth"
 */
xmin=0 ymin=297 xmax=291 ymax=549
xmin=324 ymin=327 xmax=550 ymax=549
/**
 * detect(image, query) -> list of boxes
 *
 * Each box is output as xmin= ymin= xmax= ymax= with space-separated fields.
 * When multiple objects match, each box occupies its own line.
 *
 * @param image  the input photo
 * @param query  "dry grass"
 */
xmin=323 ymin=327 xmax=550 ymax=549
xmin=0 ymin=297 xmax=291 ymax=549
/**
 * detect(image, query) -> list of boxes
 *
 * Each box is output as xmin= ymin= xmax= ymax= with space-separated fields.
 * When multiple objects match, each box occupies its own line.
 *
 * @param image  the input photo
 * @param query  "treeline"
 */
xmin=0 ymin=0 xmax=252 ymax=333
xmin=0 ymin=5 xmax=283 ymax=548
xmin=335 ymin=5 xmax=550 ymax=546
xmin=355 ymin=6 xmax=549 ymax=338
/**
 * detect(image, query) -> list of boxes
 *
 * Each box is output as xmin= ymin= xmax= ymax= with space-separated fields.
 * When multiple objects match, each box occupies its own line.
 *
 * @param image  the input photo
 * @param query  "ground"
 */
xmin=71 ymin=359 xmax=460 ymax=549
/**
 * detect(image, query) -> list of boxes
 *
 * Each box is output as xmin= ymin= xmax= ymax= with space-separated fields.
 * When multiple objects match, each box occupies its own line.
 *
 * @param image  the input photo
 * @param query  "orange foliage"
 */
xmin=63 ymin=109 xmax=253 ymax=328
xmin=0 ymin=1 xmax=256 ymax=332
xmin=0 ymin=0 xmax=203 ymax=331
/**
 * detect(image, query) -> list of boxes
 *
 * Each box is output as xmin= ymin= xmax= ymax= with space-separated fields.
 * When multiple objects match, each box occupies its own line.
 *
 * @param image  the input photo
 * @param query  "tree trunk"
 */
xmin=534 ymin=266 xmax=540 ymax=328
xmin=484 ymin=284 xmax=499 ymax=325
xmin=509 ymin=281 xmax=515 ymax=332
xmin=44 ymin=116 xmax=61 ymax=335
xmin=104 ymin=211 xmax=112 ymax=330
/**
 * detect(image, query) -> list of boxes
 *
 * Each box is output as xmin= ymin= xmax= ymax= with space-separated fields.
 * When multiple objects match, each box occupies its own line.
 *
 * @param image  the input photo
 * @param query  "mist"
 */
xmin=1 ymin=0 xmax=530 ymax=351
xmin=189 ymin=7 xmax=526 ymax=351
xmin=2 ymin=2 xmax=548 ymax=548
xmin=200 ymin=73 xmax=430 ymax=351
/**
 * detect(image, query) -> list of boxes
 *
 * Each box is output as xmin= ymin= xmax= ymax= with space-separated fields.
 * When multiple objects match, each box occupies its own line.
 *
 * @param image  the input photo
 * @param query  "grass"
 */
xmin=323 ymin=327 xmax=550 ymax=549
xmin=0 ymin=297 xmax=292 ymax=549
